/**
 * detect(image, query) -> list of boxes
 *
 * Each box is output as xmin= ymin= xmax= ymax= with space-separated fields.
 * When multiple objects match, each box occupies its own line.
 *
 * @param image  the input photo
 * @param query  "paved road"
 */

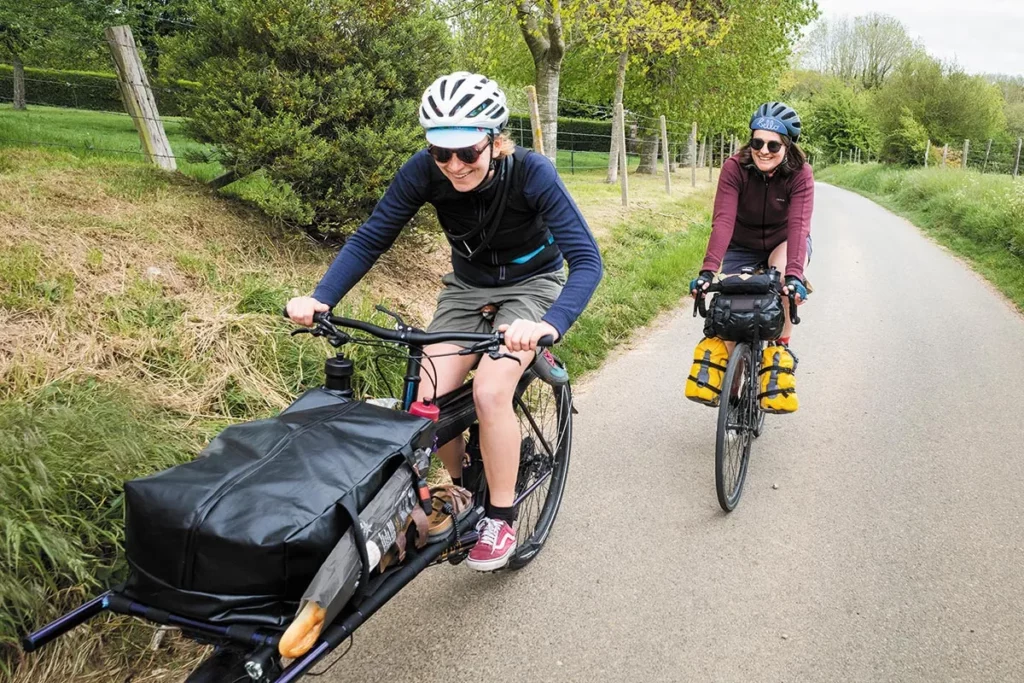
xmin=321 ymin=183 xmax=1024 ymax=682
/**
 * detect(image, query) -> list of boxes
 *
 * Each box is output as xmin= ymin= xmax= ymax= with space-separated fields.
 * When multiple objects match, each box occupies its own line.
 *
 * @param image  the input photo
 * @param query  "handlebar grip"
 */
xmin=788 ymin=293 xmax=801 ymax=325
xmin=697 ymin=294 xmax=708 ymax=318
xmin=537 ymin=335 xmax=555 ymax=348
xmin=281 ymin=306 xmax=290 ymax=319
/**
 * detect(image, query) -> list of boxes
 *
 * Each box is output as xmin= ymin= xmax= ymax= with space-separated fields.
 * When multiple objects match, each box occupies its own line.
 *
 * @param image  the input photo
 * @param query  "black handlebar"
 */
xmin=282 ymin=308 xmax=554 ymax=349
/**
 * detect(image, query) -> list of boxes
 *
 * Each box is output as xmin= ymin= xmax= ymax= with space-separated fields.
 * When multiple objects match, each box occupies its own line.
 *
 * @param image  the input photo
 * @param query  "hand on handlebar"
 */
xmin=498 ymin=319 xmax=560 ymax=353
xmin=285 ymin=296 xmax=330 ymax=326
xmin=689 ymin=270 xmax=714 ymax=298
xmin=782 ymin=276 xmax=808 ymax=306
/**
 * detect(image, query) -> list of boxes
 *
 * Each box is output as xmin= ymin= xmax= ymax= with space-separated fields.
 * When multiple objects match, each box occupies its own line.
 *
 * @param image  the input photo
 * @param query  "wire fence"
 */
xmin=0 ymin=22 xmax=743 ymax=196
xmin=816 ymin=137 xmax=1023 ymax=178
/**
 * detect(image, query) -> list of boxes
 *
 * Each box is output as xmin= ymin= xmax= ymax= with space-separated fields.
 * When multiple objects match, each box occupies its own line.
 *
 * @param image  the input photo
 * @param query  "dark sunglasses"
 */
xmin=428 ymin=142 xmax=489 ymax=165
xmin=750 ymin=138 xmax=784 ymax=154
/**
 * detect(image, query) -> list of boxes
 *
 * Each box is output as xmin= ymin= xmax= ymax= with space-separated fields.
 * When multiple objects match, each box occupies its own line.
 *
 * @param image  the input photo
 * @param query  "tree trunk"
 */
xmin=12 ymin=54 xmax=26 ymax=110
xmin=534 ymin=59 xmax=560 ymax=162
xmin=635 ymin=133 xmax=659 ymax=174
xmin=514 ymin=1 xmax=564 ymax=164
xmin=606 ymin=50 xmax=628 ymax=183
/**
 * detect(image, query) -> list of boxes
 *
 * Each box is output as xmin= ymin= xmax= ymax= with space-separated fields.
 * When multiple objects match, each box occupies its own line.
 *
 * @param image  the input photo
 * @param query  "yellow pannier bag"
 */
xmin=685 ymin=337 xmax=729 ymax=407
xmin=758 ymin=344 xmax=798 ymax=414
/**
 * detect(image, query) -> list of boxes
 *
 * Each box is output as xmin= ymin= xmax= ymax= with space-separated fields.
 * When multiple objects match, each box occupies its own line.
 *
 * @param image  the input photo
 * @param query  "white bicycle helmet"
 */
xmin=419 ymin=72 xmax=509 ymax=148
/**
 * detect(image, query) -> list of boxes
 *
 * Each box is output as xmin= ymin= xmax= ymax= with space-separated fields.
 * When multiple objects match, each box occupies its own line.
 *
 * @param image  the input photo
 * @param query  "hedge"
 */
xmin=0 ymin=65 xmax=198 ymax=117
xmin=507 ymin=113 xmax=614 ymax=153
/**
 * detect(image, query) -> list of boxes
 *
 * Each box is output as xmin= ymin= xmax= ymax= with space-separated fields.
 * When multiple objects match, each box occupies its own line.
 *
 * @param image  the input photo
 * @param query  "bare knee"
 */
xmin=473 ymin=378 xmax=515 ymax=419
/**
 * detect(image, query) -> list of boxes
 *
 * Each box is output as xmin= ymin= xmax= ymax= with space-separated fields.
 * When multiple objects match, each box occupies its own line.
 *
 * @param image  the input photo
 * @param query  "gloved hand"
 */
xmin=689 ymin=270 xmax=714 ymax=297
xmin=784 ymin=275 xmax=808 ymax=304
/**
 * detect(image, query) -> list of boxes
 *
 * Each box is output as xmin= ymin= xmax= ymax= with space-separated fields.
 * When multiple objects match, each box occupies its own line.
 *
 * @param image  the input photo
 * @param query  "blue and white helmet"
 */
xmin=750 ymin=102 xmax=802 ymax=142
xmin=419 ymin=72 xmax=509 ymax=148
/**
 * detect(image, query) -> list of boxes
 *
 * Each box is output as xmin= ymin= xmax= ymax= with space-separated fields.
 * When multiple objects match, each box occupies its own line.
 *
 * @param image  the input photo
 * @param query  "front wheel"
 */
xmin=508 ymin=373 xmax=573 ymax=569
xmin=715 ymin=342 xmax=756 ymax=512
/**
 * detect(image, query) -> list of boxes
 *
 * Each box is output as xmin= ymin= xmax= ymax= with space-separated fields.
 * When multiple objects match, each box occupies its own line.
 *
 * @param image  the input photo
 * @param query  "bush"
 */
xmin=163 ymin=0 xmax=453 ymax=233
xmin=882 ymin=108 xmax=928 ymax=165
xmin=802 ymin=82 xmax=879 ymax=162
xmin=0 ymin=65 xmax=196 ymax=116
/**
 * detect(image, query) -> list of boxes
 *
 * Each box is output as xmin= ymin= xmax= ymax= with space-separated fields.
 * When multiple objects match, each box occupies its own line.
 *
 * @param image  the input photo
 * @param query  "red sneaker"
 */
xmin=466 ymin=518 xmax=517 ymax=571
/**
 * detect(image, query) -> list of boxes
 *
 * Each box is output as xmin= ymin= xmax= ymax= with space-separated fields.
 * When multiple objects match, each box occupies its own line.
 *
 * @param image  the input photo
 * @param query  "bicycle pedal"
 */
xmin=446 ymin=550 xmax=469 ymax=566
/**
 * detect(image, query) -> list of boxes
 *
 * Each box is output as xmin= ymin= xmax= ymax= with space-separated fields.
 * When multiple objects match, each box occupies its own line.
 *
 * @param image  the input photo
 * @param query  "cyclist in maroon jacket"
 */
xmin=691 ymin=102 xmax=813 ymax=349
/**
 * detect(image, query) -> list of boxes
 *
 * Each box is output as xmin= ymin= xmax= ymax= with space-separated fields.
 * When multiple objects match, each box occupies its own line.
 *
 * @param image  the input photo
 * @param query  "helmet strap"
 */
xmin=466 ymin=132 xmax=498 ymax=193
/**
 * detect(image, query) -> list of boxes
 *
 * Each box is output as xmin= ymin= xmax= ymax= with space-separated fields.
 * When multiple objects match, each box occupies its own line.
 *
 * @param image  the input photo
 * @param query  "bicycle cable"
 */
xmin=305 ymin=635 xmax=355 ymax=677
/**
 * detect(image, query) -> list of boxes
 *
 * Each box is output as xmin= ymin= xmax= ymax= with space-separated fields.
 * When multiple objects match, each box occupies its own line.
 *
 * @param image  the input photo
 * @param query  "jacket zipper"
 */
xmin=179 ymin=402 xmax=358 ymax=589
xmin=761 ymin=173 xmax=770 ymax=252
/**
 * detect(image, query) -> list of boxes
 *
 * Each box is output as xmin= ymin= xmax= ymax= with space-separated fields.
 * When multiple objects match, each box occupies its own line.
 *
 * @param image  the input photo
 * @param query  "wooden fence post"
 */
xmin=720 ymin=134 xmax=725 ymax=167
xmin=924 ymin=140 xmax=930 ymax=167
xmin=105 ymin=25 xmax=176 ymax=171
xmin=961 ymin=139 xmax=969 ymax=169
xmin=525 ymin=86 xmax=544 ymax=157
xmin=616 ymin=103 xmax=628 ymax=207
xmin=690 ymin=122 xmax=697 ymax=188
xmin=942 ymin=144 xmax=948 ymax=168
xmin=983 ymin=139 xmax=992 ymax=173
xmin=708 ymin=134 xmax=713 ymax=182
xmin=1015 ymin=138 xmax=1022 ymax=178
xmin=659 ymin=115 xmax=671 ymax=195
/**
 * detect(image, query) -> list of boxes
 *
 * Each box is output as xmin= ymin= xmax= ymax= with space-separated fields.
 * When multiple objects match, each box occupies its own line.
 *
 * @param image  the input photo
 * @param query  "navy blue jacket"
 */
xmin=312 ymin=147 xmax=603 ymax=337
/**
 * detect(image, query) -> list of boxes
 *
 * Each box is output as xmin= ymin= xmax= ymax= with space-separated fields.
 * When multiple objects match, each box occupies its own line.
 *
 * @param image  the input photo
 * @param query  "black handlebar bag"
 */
xmin=121 ymin=391 xmax=435 ymax=626
xmin=703 ymin=272 xmax=785 ymax=342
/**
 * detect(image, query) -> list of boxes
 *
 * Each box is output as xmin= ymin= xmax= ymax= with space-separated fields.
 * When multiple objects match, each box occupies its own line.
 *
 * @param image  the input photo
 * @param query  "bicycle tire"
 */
xmin=508 ymin=372 xmax=573 ymax=569
xmin=715 ymin=342 xmax=755 ymax=512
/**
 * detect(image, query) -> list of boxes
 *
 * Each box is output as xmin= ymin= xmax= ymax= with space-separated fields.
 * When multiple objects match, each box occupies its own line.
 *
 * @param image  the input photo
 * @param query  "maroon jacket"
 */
xmin=701 ymin=155 xmax=814 ymax=280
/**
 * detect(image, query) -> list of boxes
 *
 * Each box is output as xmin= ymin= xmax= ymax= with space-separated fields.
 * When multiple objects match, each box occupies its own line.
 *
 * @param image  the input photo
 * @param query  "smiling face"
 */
xmin=432 ymin=138 xmax=493 ymax=192
xmin=750 ymin=130 xmax=786 ymax=174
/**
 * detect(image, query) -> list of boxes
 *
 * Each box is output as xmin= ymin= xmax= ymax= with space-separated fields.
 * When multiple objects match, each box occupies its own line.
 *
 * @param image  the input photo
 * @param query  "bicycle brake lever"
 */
xmin=375 ymin=304 xmax=407 ymax=329
xmin=488 ymin=350 xmax=522 ymax=365
xmin=290 ymin=328 xmax=312 ymax=337
xmin=787 ymin=292 xmax=801 ymax=325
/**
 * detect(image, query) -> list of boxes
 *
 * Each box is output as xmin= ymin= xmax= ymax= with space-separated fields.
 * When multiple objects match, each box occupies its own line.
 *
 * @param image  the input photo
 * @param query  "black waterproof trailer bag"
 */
xmin=122 ymin=393 xmax=434 ymax=626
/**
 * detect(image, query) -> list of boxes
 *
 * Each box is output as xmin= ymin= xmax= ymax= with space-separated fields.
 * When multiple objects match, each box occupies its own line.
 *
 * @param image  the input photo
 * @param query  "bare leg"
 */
xmin=768 ymin=242 xmax=796 ymax=340
xmin=471 ymin=348 xmax=534 ymax=508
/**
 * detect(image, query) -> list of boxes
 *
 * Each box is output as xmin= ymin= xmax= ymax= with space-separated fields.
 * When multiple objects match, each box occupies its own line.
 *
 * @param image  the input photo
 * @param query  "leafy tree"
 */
xmin=874 ymin=55 xmax=1006 ymax=146
xmin=799 ymin=13 xmax=920 ymax=90
xmin=165 ymin=0 xmax=453 ymax=232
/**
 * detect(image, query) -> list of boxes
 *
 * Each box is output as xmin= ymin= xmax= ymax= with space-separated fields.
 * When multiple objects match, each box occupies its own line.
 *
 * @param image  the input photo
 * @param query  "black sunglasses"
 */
xmin=750 ymin=138 xmax=784 ymax=154
xmin=428 ymin=141 xmax=489 ymax=165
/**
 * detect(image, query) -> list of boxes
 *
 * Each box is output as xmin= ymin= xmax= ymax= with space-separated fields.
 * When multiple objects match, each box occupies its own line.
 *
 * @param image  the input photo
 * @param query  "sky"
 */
xmin=810 ymin=0 xmax=1024 ymax=77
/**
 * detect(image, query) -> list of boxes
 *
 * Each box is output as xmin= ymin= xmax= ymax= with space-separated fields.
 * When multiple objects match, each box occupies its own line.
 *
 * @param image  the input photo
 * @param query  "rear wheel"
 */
xmin=508 ymin=373 xmax=573 ymax=569
xmin=715 ymin=343 xmax=755 ymax=512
